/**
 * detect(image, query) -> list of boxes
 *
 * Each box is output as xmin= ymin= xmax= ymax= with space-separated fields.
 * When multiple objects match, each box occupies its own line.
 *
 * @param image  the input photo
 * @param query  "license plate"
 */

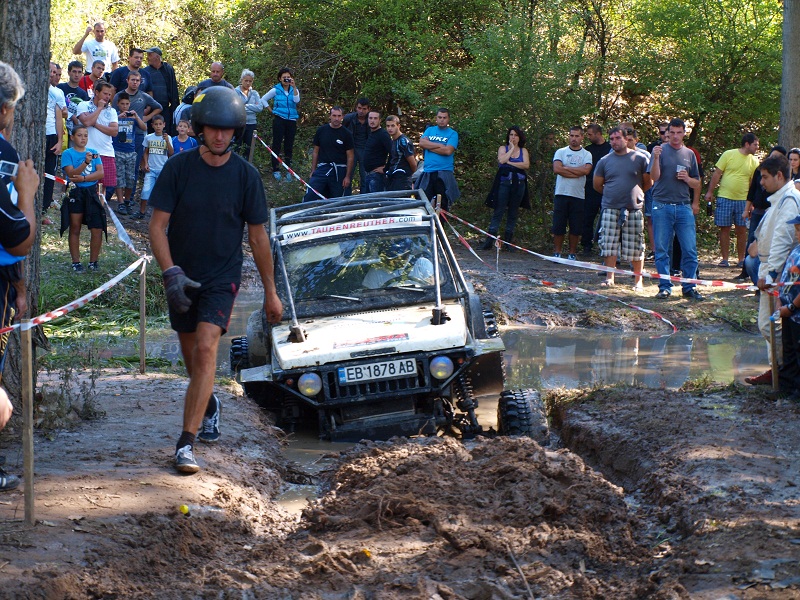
xmin=338 ymin=358 xmax=417 ymax=384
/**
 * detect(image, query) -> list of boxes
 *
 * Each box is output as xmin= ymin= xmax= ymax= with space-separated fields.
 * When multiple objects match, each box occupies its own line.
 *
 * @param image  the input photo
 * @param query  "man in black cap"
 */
xmin=149 ymin=86 xmax=282 ymax=474
xmin=143 ymin=47 xmax=179 ymax=135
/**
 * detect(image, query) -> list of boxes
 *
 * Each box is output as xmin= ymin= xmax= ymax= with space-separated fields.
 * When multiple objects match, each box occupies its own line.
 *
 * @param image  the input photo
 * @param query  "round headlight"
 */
xmin=429 ymin=356 xmax=454 ymax=380
xmin=298 ymin=372 xmax=322 ymax=397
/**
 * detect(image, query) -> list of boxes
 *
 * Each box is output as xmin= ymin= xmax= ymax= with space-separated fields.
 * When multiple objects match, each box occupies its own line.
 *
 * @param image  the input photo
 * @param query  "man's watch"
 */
xmin=789 ymin=303 xmax=798 ymax=314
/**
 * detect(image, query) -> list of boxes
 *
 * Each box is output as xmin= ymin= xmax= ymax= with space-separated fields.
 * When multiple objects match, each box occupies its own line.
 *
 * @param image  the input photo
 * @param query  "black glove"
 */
xmin=162 ymin=266 xmax=201 ymax=313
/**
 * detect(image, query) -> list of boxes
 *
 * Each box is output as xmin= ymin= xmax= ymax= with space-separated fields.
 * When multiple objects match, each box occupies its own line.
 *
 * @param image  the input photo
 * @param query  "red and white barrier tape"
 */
xmin=439 ymin=212 xmax=679 ymax=332
xmin=441 ymin=210 xmax=756 ymax=291
xmin=45 ymin=173 xmax=68 ymax=185
xmin=253 ymin=134 xmax=328 ymax=201
xmin=0 ymin=256 xmax=147 ymax=335
xmin=99 ymin=193 xmax=139 ymax=256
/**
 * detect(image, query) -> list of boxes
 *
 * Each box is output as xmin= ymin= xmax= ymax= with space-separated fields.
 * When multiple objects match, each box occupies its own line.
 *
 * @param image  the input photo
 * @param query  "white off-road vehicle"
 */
xmin=231 ymin=190 xmax=547 ymax=442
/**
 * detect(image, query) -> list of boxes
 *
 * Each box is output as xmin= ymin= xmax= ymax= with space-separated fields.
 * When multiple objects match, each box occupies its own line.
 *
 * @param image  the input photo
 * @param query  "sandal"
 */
xmin=631 ymin=283 xmax=644 ymax=292
xmin=599 ymin=280 xmax=614 ymax=288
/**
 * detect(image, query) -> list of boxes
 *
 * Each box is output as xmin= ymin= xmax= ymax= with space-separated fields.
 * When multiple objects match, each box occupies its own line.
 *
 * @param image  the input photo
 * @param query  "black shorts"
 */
xmin=168 ymin=280 xmax=240 ymax=334
xmin=68 ymin=185 xmax=107 ymax=230
xmin=551 ymin=194 xmax=585 ymax=236
xmin=0 ymin=264 xmax=21 ymax=372
xmin=386 ymin=175 xmax=413 ymax=192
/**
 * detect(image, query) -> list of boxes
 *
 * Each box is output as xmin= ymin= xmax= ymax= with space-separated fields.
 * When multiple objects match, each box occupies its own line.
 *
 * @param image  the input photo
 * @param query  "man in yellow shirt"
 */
xmin=705 ymin=133 xmax=760 ymax=267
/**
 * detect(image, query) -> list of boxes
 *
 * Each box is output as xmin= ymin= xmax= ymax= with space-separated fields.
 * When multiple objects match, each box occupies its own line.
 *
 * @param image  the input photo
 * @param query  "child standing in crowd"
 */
xmin=171 ymin=119 xmax=198 ymax=154
xmin=137 ymin=115 xmax=173 ymax=219
xmin=60 ymin=125 xmax=105 ymax=272
xmin=112 ymin=93 xmax=146 ymax=215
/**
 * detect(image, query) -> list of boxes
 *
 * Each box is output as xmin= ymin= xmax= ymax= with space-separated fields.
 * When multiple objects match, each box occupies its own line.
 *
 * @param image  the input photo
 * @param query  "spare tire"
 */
xmin=229 ymin=336 xmax=249 ymax=374
xmin=497 ymin=389 xmax=549 ymax=444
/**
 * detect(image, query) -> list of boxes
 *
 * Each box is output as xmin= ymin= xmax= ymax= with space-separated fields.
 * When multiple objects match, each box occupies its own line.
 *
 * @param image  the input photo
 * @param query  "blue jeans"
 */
xmin=488 ymin=181 xmax=525 ymax=240
xmin=364 ymin=171 xmax=386 ymax=193
xmin=302 ymin=167 xmax=351 ymax=202
xmin=652 ymin=201 xmax=698 ymax=293
xmin=745 ymin=254 xmax=760 ymax=285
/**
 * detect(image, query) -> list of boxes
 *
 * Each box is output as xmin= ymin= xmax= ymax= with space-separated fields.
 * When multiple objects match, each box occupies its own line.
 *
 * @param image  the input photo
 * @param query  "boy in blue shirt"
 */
xmin=61 ymin=125 xmax=105 ymax=272
xmin=137 ymin=114 xmax=173 ymax=219
xmin=112 ymin=93 xmax=146 ymax=215
xmin=171 ymin=119 xmax=198 ymax=155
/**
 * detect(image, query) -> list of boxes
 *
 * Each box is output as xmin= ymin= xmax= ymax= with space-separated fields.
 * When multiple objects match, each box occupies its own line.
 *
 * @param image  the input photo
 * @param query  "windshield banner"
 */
xmin=281 ymin=215 xmax=426 ymax=244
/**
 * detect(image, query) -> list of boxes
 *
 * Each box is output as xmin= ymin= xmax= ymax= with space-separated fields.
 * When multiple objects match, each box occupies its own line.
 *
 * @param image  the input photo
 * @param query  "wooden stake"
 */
xmin=140 ymin=261 xmax=146 ymax=374
xmin=21 ymin=321 xmax=34 ymax=525
xmin=769 ymin=294 xmax=779 ymax=391
xmin=248 ymin=130 xmax=257 ymax=164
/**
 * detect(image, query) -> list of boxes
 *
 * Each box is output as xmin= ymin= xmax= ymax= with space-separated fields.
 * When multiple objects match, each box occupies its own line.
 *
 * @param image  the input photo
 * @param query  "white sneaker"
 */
xmin=175 ymin=445 xmax=199 ymax=473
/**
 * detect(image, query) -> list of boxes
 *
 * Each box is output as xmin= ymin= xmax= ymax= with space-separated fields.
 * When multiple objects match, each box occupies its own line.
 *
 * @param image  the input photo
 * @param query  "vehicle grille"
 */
xmin=323 ymin=358 xmax=430 ymax=401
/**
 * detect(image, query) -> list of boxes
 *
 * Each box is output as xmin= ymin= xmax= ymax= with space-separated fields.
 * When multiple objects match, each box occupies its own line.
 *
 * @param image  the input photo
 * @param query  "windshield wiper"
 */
xmin=306 ymin=294 xmax=363 ymax=302
xmin=390 ymin=284 xmax=428 ymax=293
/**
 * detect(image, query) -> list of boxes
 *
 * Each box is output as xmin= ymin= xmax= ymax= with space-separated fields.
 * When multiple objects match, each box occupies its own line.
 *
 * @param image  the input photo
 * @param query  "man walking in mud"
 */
xmin=149 ymin=86 xmax=282 ymax=473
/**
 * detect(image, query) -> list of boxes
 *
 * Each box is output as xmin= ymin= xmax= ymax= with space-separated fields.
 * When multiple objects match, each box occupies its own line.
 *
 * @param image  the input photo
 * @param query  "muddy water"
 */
xmin=275 ymin=326 xmax=767 ymax=512
xmin=67 ymin=294 xmax=769 ymax=513
xmin=501 ymin=327 xmax=768 ymax=390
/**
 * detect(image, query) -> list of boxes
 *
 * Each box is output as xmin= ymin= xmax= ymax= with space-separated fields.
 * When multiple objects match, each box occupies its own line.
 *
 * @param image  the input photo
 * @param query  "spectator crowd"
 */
xmin=9 ymin=17 xmax=800 ymax=448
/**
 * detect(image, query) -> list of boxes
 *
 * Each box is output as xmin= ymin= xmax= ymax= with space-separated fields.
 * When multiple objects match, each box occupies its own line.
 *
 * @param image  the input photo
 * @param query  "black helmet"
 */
xmin=191 ymin=86 xmax=246 ymax=150
xmin=181 ymin=85 xmax=197 ymax=105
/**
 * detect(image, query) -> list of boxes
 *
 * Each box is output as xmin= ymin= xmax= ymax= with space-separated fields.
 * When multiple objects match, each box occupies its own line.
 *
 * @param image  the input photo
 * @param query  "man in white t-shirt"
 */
xmin=552 ymin=126 xmax=593 ymax=259
xmin=72 ymin=22 xmax=119 ymax=75
xmin=44 ymin=62 xmax=67 ymax=222
xmin=76 ymin=80 xmax=119 ymax=191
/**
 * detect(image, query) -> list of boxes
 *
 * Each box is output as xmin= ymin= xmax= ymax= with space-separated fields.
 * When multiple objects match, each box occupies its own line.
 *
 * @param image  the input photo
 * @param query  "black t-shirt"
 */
xmin=149 ymin=149 xmax=269 ymax=285
xmin=343 ymin=113 xmax=369 ymax=149
xmin=57 ymin=82 xmax=89 ymax=105
xmin=0 ymin=138 xmax=30 ymax=251
xmin=312 ymin=124 xmax=354 ymax=166
xmin=585 ymin=141 xmax=611 ymax=201
xmin=747 ymin=169 xmax=771 ymax=211
xmin=363 ymin=128 xmax=392 ymax=172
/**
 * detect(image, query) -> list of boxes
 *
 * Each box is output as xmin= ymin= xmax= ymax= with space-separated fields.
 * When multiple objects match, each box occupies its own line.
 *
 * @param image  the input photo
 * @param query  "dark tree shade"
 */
xmin=0 ymin=0 xmax=51 ymax=400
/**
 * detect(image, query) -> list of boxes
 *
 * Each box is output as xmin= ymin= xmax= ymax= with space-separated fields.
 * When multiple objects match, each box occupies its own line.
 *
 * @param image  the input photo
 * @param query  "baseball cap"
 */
xmin=787 ymin=214 xmax=800 ymax=225
xmin=145 ymin=47 xmax=162 ymax=56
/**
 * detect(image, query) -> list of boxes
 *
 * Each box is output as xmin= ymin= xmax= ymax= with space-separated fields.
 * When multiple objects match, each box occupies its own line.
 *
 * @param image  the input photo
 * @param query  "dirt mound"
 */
xmin=253 ymin=436 xmax=683 ymax=599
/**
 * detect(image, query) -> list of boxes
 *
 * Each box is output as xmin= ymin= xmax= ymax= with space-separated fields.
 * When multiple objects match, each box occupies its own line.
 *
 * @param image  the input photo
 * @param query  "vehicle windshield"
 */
xmin=279 ymin=230 xmax=456 ymax=315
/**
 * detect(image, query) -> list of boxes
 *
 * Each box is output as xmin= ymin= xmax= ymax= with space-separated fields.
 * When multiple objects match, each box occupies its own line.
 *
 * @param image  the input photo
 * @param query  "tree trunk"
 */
xmin=780 ymin=2 xmax=800 ymax=149
xmin=0 ymin=0 xmax=50 ymax=401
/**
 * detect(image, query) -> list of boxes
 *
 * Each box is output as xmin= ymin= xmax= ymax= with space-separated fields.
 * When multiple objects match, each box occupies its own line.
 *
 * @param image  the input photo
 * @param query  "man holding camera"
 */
xmin=112 ymin=71 xmax=162 ymax=201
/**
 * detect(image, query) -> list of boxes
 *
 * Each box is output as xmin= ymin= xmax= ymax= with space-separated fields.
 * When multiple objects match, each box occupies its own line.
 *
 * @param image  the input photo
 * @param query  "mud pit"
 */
xmin=0 ymin=225 xmax=798 ymax=598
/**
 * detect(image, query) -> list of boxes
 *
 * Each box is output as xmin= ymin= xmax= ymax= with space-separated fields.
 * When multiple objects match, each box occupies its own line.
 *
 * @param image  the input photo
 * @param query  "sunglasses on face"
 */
xmin=659 ymin=130 xmax=668 ymax=135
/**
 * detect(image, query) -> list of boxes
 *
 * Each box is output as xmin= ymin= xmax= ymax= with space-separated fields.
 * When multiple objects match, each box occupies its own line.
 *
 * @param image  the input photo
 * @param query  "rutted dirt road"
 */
xmin=0 ymin=219 xmax=796 ymax=598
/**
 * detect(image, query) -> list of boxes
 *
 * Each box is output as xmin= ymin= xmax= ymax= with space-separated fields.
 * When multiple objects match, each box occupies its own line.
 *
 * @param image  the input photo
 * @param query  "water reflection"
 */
xmin=503 ymin=328 xmax=768 ymax=390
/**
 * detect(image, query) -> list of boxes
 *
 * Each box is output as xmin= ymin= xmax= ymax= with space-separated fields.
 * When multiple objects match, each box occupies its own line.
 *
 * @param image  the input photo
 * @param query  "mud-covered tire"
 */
xmin=230 ymin=336 xmax=249 ymax=374
xmin=497 ymin=389 xmax=549 ymax=444
xmin=483 ymin=310 xmax=499 ymax=338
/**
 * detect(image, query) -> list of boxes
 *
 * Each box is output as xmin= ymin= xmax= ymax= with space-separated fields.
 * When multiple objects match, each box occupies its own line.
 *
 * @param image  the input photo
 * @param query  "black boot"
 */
xmin=502 ymin=234 xmax=515 ymax=252
xmin=481 ymin=236 xmax=495 ymax=250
